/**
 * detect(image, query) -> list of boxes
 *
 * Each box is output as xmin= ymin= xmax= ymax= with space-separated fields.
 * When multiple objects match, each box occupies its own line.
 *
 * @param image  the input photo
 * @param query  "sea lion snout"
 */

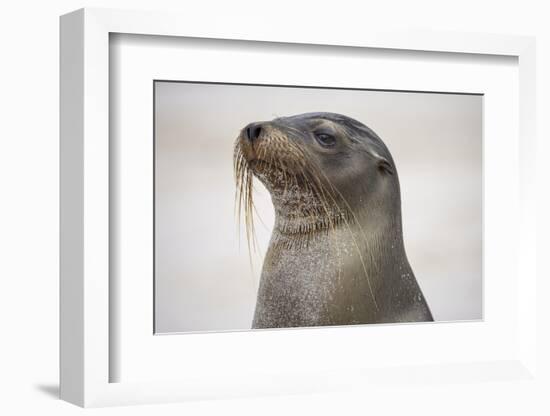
xmin=244 ymin=122 xmax=264 ymax=143
xmin=238 ymin=121 xmax=298 ymax=167
xmin=238 ymin=121 xmax=271 ymax=162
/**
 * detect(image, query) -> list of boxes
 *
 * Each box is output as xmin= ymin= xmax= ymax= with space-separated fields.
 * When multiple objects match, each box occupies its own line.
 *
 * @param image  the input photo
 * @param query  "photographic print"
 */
xmin=154 ymin=81 xmax=482 ymax=334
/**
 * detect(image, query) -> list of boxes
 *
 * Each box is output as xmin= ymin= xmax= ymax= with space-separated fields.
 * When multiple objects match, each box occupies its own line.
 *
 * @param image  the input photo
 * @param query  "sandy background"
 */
xmin=154 ymin=81 xmax=482 ymax=333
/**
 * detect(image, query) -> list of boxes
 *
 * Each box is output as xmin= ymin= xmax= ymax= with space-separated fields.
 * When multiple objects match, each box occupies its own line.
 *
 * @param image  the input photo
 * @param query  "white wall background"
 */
xmin=154 ymin=82 xmax=483 ymax=333
xmin=1 ymin=1 xmax=549 ymax=415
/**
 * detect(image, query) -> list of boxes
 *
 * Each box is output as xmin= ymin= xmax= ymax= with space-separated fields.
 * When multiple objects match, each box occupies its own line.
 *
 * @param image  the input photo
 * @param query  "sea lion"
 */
xmin=234 ymin=112 xmax=433 ymax=329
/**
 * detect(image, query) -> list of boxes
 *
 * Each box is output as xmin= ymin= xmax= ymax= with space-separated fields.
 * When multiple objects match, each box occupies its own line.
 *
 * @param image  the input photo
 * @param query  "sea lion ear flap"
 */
xmin=376 ymin=157 xmax=394 ymax=175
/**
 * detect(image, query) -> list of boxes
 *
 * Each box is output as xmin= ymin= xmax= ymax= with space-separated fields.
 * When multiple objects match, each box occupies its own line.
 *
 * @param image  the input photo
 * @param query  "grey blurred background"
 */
xmin=154 ymin=81 xmax=482 ymax=334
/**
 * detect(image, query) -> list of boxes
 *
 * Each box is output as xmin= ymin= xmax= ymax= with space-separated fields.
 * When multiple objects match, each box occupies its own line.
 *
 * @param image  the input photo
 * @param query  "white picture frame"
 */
xmin=60 ymin=7 xmax=537 ymax=407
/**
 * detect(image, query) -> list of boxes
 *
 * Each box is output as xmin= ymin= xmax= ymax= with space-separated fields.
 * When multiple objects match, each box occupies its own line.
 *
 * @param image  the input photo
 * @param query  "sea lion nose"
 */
xmin=245 ymin=122 xmax=263 ymax=142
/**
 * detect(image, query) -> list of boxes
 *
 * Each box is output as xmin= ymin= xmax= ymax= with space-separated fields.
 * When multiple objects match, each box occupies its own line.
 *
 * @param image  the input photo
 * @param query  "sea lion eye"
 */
xmin=314 ymin=133 xmax=336 ymax=147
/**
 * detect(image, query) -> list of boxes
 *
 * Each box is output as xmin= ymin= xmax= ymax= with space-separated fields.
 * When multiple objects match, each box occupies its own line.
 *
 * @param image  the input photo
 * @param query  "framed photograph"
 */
xmin=152 ymin=80 xmax=482 ymax=334
xmin=60 ymin=8 xmax=537 ymax=407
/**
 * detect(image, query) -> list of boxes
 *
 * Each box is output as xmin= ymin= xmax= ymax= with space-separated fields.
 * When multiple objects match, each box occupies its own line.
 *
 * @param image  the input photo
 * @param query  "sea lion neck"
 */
xmin=273 ymin=209 xmax=349 ymax=239
xmin=254 ymin=216 xmax=423 ymax=328
xmin=267 ymin=180 xmax=350 ymax=240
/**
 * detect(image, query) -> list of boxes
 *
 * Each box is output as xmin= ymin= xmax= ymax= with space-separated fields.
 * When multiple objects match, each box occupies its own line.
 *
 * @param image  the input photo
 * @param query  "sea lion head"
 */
xmin=234 ymin=112 xmax=401 ymax=239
